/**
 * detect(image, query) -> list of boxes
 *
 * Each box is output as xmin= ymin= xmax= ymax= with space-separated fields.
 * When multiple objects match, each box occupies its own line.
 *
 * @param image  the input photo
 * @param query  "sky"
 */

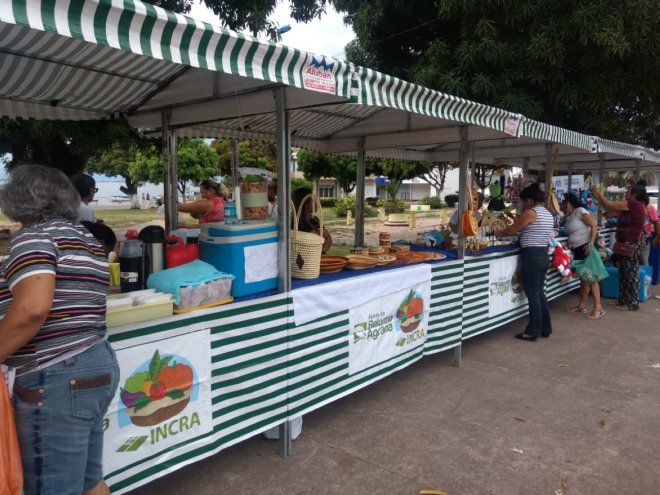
xmin=188 ymin=1 xmax=355 ymax=61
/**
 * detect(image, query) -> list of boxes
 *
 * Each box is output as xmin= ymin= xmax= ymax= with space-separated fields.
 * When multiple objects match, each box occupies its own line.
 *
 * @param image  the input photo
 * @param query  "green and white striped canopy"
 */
xmin=0 ymin=0 xmax=658 ymax=170
xmin=0 ymin=0 xmax=352 ymax=121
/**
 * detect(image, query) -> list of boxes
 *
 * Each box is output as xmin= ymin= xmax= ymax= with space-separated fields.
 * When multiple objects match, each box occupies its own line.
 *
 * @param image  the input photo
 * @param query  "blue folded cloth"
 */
xmin=147 ymin=259 xmax=234 ymax=304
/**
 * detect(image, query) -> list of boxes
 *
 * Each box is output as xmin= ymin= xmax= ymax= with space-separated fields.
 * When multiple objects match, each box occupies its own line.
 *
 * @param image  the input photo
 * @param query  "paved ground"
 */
xmin=130 ymin=291 xmax=660 ymax=495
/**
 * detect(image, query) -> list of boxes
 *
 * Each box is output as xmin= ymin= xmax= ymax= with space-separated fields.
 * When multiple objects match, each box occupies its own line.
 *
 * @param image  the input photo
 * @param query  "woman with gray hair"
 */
xmin=0 ymin=165 xmax=119 ymax=495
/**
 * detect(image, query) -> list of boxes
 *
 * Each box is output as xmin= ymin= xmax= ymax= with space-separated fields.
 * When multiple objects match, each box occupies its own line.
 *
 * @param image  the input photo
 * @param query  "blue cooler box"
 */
xmin=649 ymin=238 xmax=659 ymax=285
xmin=601 ymin=265 xmax=652 ymax=302
xmin=199 ymin=221 xmax=278 ymax=297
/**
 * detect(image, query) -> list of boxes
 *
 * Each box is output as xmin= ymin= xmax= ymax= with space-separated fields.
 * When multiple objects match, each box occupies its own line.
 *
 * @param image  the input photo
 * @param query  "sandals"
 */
xmin=514 ymin=333 xmax=537 ymax=342
xmin=586 ymin=307 xmax=606 ymax=320
xmin=615 ymin=304 xmax=638 ymax=311
xmin=566 ymin=305 xmax=588 ymax=313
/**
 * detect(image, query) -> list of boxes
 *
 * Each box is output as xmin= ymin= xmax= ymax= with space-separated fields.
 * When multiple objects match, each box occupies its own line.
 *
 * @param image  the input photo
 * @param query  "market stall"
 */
xmin=2 ymin=1 xmax=660 ymax=494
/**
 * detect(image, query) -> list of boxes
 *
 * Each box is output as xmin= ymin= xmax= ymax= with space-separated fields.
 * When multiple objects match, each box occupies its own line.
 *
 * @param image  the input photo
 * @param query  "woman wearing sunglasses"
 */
xmin=72 ymin=172 xmax=98 ymax=223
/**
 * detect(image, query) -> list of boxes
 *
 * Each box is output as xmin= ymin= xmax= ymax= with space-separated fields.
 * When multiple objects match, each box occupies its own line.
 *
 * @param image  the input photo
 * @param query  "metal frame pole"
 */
xmin=522 ymin=157 xmax=529 ymax=185
xmin=355 ymin=139 xmax=366 ymax=247
xmin=457 ymin=126 xmax=469 ymax=259
xmin=162 ymin=109 xmax=178 ymax=234
xmin=545 ymin=143 xmax=554 ymax=198
xmin=453 ymin=126 xmax=469 ymax=368
xmin=275 ymin=86 xmax=292 ymax=457
xmin=599 ymin=154 xmax=605 ymax=227
xmin=230 ymin=138 xmax=239 ymax=190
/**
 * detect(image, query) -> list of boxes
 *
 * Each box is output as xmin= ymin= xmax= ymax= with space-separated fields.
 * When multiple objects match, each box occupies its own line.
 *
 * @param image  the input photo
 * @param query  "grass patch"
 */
xmin=95 ymin=209 xmax=164 ymax=229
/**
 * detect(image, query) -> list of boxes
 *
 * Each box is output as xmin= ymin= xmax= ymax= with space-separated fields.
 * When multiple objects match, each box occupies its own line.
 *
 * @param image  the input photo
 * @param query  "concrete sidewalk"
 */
xmin=132 ymin=292 xmax=660 ymax=495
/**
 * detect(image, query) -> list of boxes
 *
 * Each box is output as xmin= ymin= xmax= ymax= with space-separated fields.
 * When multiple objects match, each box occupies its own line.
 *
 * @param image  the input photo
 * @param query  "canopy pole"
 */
xmin=452 ymin=125 xmax=468 ymax=369
xmin=274 ymin=86 xmax=292 ymax=458
xmin=522 ymin=157 xmax=529 ymax=185
xmin=162 ymin=109 xmax=178 ymax=234
xmin=567 ymin=163 xmax=573 ymax=199
xmin=457 ymin=126 xmax=468 ymax=259
xmin=599 ymin=154 xmax=605 ymax=227
xmin=635 ymin=159 xmax=641 ymax=182
xmin=355 ymin=139 xmax=366 ymax=247
xmin=230 ymin=139 xmax=239 ymax=190
xmin=545 ymin=143 xmax=554 ymax=198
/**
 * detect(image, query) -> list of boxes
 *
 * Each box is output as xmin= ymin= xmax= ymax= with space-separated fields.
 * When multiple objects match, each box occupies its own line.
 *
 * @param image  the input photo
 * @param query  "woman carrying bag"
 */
xmin=562 ymin=193 xmax=608 ymax=319
xmin=591 ymin=183 xmax=647 ymax=311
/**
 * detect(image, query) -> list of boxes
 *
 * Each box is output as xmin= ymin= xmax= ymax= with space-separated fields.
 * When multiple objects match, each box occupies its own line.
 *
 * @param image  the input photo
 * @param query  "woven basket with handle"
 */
xmin=291 ymin=194 xmax=324 ymax=279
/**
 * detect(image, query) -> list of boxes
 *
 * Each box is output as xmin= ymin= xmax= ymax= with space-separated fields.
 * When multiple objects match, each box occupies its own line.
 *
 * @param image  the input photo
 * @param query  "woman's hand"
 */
xmin=583 ymin=243 xmax=591 ymax=256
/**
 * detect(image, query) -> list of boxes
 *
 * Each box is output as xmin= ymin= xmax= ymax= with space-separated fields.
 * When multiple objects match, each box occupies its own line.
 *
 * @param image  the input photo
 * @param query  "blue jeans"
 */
xmin=12 ymin=340 xmax=120 ymax=495
xmin=520 ymin=247 xmax=552 ymax=337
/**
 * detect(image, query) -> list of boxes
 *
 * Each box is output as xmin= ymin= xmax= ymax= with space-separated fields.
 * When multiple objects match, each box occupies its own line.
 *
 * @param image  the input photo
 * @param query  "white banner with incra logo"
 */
xmin=488 ymin=256 xmax=528 ymax=317
xmin=103 ymin=330 xmax=212 ymax=475
xmin=348 ymin=280 xmax=431 ymax=375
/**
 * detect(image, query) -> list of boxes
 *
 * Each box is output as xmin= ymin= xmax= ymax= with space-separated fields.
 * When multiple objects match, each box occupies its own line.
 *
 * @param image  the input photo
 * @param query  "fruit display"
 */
xmin=120 ymin=350 xmax=194 ymax=427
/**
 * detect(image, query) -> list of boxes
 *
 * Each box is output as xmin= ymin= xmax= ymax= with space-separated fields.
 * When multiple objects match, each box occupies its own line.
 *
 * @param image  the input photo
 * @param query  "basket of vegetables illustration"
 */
xmin=120 ymin=350 xmax=194 ymax=427
xmin=395 ymin=290 xmax=424 ymax=333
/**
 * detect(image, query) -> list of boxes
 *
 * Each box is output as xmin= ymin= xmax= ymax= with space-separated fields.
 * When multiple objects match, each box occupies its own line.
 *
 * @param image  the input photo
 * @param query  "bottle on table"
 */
xmin=224 ymin=198 xmax=239 ymax=224
xmin=119 ymin=229 xmax=144 ymax=292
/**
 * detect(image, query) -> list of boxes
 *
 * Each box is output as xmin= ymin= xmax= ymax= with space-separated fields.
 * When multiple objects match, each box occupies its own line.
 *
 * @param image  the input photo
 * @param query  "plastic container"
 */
xmin=224 ymin=199 xmax=239 ymax=224
xmin=165 ymin=236 xmax=200 ymax=268
xmin=119 ymin=229 xmax=144 ymax=293
xmin=106 ymin=295 xmax=173 ymax=328
xmin=240 ymin=176 xmax=269 ymax=220
xmin=199 ymin=221 xmax=278 ymax=297
xmin=175 ymin=278 xmax=233 ymax=313
xmin=146 ymin=259 xmax=234 ymax=312
xmin=601 ymin=265 xmax=653 ymax=302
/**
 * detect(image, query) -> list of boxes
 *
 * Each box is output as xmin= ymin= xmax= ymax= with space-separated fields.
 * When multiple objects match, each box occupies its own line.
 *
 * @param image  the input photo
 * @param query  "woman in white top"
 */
xmin=563 ymin=193 xmax=604 ymax=319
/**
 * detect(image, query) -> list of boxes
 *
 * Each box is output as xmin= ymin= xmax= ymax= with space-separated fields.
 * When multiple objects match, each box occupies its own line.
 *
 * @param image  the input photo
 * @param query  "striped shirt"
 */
xmin=0 ymin=219 xmax=109 ymax=376
xmin=519 ymin=206 xmax=554 ymax=248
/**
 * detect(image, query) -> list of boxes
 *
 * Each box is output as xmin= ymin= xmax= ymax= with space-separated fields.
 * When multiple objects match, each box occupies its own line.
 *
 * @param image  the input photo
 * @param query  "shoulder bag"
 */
xmin=613 ymin=240 xmax=635 ymax=258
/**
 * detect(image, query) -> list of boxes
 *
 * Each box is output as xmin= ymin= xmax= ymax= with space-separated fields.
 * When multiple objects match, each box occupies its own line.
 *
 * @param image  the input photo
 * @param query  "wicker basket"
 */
xmin=291 ymin=194 xmax=324 ymax=279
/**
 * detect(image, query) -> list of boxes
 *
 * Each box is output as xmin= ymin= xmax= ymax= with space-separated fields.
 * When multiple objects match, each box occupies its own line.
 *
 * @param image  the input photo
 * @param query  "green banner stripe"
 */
xmin=212 ymin=385 xmax=286 ymax=411
xmin=288 ymin=344 xmax=347 ymax=369
xmin=212 ymin=359 xmax=287 ymax=385
xmin=289 ymin=349 xmax=423 ymax=416
xmin=290 ymin=344 xmax=421 ymax=404
xmin=211 ymin=322 xmax=288 ymax=346
xmin=214 ymin=373 xmax=288 ymax=402
xmin=287 ymin=363 xmax=347 ymax=393
xmin=212 ymin=348 xmax=287 ymax=371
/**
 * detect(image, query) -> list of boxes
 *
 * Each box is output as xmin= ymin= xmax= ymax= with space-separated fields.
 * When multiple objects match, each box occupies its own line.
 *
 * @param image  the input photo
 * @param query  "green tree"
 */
xmin=298 ymin=148 xmax=382 ymax=195
xmin=420 ymin=162 xmax=454 ymax=198
xmin=0 ymin=117 xmax=141 ymax=176
xmin=336 ymin=0 xmax=660 ymax=147
xmin=132 ymin=139 xmax=220 ymax=198
xmin=87 ymin=142 xmax=149 ymax=209
xmin=371 ymin=158 xmax=432 ymax=199
xmin=150 ymin=0 xmax=329 ymax=39
xmin=211 ymin=139 xmax=277 ymax=177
